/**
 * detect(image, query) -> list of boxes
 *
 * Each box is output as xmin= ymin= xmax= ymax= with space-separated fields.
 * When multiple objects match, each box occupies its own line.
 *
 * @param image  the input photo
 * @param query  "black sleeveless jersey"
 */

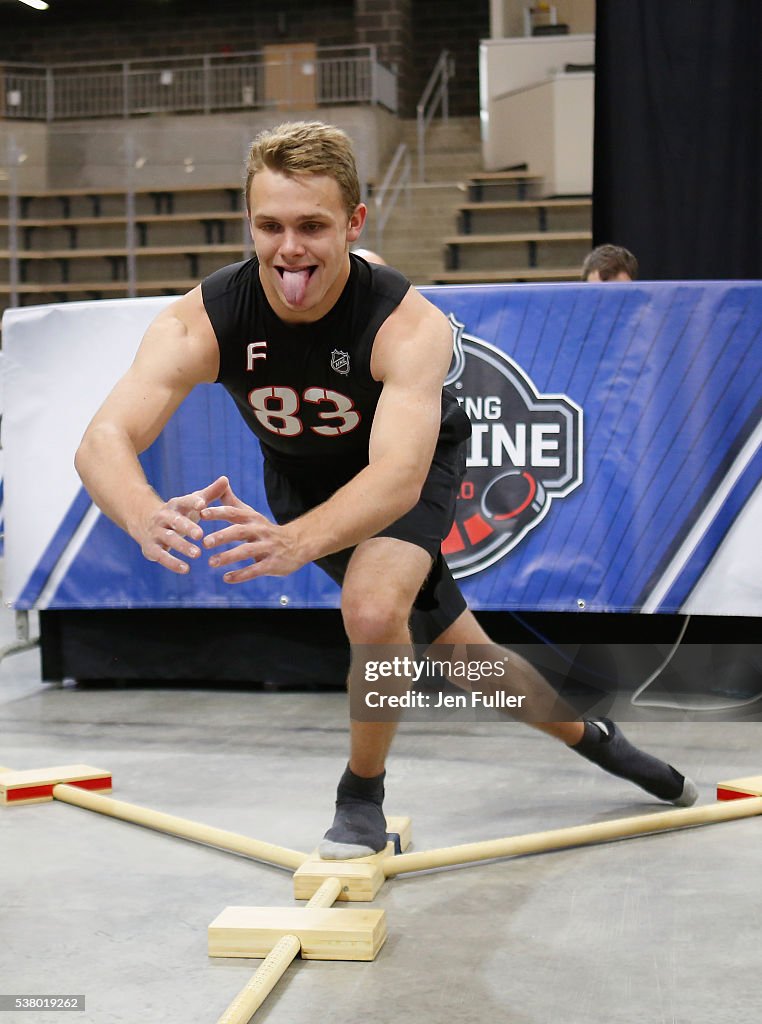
xmin=201 ymin=252 xmax=470 ymax=481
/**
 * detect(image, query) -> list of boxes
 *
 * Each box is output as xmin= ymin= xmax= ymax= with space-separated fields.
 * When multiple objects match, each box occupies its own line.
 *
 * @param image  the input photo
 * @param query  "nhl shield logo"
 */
xmin=330 ymin=349 xmax=350 ymax=375
xmin=443 ymin=314 xmax=583 ymax=579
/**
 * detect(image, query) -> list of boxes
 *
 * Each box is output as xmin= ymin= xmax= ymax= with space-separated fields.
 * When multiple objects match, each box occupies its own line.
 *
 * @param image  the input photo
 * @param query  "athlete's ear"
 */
xmin=347 ymin=203 xmax=367 ymax=242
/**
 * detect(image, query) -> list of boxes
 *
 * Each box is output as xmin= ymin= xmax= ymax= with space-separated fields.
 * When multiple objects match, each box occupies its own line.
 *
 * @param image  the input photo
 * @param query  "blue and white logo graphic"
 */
xmin=442 ymin=314 xmax=583 ymax=579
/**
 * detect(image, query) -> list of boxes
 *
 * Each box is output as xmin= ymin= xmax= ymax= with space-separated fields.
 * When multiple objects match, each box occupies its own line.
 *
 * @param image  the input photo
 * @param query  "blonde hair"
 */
xmin=245 ymin=121 xmax=361 ymax=219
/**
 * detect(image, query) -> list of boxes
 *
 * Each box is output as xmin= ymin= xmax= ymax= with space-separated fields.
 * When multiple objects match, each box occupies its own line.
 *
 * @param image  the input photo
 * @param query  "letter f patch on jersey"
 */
xmin=246 ymin=340 xmax=267 ymax=370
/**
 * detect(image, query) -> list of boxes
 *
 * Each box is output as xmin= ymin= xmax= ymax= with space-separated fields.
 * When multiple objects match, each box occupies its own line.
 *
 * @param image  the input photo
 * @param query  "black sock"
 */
xmin=572 ymin=719 xmax=697 ymax=805
xmin=336 ymin=764 xmax=385 ymax=805
xmin=318 ymin=765 xmax=388 ymax=859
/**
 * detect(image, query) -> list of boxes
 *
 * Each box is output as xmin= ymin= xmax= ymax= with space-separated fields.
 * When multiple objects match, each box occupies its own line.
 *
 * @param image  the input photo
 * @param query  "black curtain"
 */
xmin=593 ymin=0 xmax=762 ymax=280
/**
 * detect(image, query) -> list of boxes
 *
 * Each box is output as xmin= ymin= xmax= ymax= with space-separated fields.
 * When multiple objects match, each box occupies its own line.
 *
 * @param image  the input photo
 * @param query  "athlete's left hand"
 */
xmin=200 ymin=478 xmax=305 ymax=581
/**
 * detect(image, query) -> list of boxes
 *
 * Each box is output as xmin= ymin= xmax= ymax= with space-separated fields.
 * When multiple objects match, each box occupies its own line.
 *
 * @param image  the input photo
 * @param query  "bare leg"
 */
xmin=319 ymin=537 xmax=432 ymax=859
xmin=431 ymin=608 xmax=581 ymax=728
xmin=431 ymin=610 xmax=697 ymax=806
xmin=342 ymin=537 xmax=433 ymax=775
xmin=534 ymin=720 xmax=585 ymax=745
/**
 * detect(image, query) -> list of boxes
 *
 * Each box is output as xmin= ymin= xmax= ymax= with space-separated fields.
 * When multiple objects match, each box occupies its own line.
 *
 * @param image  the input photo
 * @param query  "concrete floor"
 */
xmin=2 ymin=604 xmax=762 ymax=1024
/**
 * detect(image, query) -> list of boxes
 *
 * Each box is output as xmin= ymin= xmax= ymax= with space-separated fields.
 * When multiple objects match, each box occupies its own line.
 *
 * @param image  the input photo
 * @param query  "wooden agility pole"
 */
xmin=215 ymin=877 xmax=342 ymax=1024
xmin=383 ymin=796 xmax=762 ymax=876
xmin=51 ymin=783 xmax=308 ymax=871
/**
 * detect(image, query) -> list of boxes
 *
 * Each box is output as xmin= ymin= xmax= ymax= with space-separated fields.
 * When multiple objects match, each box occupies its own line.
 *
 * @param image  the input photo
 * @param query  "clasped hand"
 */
xmin=138 ymin=475 xmax=302 ymax=582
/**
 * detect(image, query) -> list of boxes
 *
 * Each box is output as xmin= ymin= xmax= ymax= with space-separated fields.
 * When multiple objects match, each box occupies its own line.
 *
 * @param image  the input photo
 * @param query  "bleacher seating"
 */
xmin=430 ymin=170 xmax=591 ymax=285
xmin=0 ymin=183 xmax=249 ymax=320
xmin=1 ymin=167 xmax=593 ymax=306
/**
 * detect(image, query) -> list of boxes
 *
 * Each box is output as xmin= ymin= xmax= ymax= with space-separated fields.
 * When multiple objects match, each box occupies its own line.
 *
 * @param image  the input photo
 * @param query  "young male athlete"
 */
xmin=75 ymin=122 xmax=697 ymax=859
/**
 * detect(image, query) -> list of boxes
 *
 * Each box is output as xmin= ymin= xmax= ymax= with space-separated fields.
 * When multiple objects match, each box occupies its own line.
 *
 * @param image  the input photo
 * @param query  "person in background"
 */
xmin=582 ymin=244 xmax=638 ymax=282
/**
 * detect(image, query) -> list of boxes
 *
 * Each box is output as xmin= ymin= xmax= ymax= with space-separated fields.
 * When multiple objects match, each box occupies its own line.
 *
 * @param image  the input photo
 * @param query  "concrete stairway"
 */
xmin=365 ymin=116 xmax=592 ymax=286
xmin=364 ymin=116 xmax=483 ymax=284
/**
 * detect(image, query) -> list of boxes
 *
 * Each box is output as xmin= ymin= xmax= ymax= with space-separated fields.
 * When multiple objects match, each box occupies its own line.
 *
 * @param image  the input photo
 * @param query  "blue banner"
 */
xmin=5 ymin=281 xmax=762 ymax=614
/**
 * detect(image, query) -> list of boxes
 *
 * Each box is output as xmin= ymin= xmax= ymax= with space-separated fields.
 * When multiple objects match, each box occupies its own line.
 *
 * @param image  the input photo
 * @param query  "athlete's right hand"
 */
xmin=132 ymin=476 xmax=230 ymax=574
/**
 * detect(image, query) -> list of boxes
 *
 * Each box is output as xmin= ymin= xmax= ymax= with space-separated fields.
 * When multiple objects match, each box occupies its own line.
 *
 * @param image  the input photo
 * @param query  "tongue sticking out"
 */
xmin=281 ymin=268 xmax=312 ymax=306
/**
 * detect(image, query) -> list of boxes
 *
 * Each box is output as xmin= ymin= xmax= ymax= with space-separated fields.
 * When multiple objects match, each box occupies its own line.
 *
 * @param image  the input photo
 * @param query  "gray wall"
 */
xmin=0 ymin=123 xmax=48 ymax=191
xmin=8 ymin=107 xmax=399 ymax=194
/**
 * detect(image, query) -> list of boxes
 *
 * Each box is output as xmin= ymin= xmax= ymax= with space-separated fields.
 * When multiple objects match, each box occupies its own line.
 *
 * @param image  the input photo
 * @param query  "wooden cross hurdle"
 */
xmin=3 ymin=764 xmax=762 ymax=1023
xmin=0 ymin=763 xmax=306 ymax=869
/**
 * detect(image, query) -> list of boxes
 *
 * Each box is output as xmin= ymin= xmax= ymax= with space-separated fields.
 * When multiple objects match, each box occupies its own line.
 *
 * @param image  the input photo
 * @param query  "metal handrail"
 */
xmin=1 ymin=44 xmax=397 ymax=121
xmin=373 ymin=142 xmax=411 ymax=252
xmin=0 ymin=44 xmax=377 ymax=72
xmin=416 ymin=50 xmax=455 ymax=183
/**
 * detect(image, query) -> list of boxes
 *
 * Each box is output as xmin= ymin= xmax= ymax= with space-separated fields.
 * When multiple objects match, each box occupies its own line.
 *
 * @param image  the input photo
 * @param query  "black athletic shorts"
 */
xmin=262 ymin=439 xmax=469 ymax=645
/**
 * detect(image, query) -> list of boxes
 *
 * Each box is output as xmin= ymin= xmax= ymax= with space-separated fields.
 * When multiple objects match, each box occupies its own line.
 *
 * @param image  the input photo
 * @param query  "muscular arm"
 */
xmin=74 ymin=286 xmax=222 ymax=570
xmin=201 ymin=286 xmax=454 ymax=579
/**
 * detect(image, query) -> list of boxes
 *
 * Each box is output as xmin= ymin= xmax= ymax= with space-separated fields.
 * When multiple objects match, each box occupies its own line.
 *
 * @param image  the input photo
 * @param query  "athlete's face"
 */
xmin=248 ymin=168 xmax=366 ymax=323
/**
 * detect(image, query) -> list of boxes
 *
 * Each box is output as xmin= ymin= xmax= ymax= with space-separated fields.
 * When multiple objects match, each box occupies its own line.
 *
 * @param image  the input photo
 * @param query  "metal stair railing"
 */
xmin=416 ymin=50 xmax=455 ymax=183
xmin=373 ymin=142 xmax=411 ymax=253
